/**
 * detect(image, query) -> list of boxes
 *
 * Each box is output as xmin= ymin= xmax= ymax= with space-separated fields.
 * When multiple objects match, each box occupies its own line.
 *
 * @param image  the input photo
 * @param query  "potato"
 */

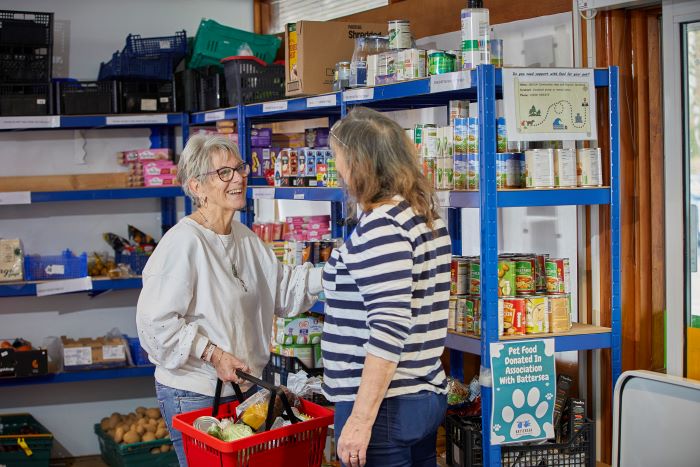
xmin=146 ymin=408 xmax=161 ymax=419
xmin=111 ymin=412 xmax=121 ymax=419
xmin=145 ymin=423 xmax=156 ymax=433
xmin=136 ymin=407 xmax=147 ymax=415
xmin=123 ymin=430 xmax=141 ymax=444
xmin=141 ymin=431 xmax=156 ymax=442
xmin=160 ymin=444 xmax=171 ymax=453
xmin=135 ymin=425 xmax=145 ymax=436
xmin=118 ymin=423 xmax=130 ymax=433
xmin=155 ymin=427 xmax=168 ymax=439
xmin=100 ymin=418 xmax=110 ymax=431
xmin=107 ymin=429 xmax=115 ymax=439
xmin=114 ymin=427 xmax=125 ymax=443
xmin=150 ymin=447 xmax=160 ymax=454
xmin=107 ymin=417 xmax=120 ymax=430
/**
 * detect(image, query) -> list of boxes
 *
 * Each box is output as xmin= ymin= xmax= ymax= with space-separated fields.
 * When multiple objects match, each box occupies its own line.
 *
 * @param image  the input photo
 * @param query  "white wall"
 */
xmin=1 ymin=0 xmax=254 ymax=80
xmin=0 ymin=0 xmax=253 ymax=458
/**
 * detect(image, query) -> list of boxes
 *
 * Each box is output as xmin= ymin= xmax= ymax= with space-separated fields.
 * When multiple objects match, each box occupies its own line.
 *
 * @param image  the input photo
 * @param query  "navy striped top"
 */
xmin=321 ymin=197 xmax=452 ymax=402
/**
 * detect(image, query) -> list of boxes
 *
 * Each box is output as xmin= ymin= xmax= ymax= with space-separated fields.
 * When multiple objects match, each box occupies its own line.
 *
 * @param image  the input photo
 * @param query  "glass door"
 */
xmin=684 ymin=20 xmax=700 ymax=379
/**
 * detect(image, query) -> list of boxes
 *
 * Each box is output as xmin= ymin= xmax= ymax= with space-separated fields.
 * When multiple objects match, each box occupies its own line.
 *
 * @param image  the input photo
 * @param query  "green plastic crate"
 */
xmin=94 ymin=425 xmax=178 ymax=467
xmin=0 ymin=413 xmax=53 ymax=467
xmin=189 ymin=18 xmax=281 ymax=69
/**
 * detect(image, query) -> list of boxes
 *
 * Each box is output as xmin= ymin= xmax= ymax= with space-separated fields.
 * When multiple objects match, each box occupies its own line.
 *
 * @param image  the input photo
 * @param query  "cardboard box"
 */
xmin=285 ymin=21 xmax=387 ymax=96
xmin=0 ymin=239 xmax=23 ymax=282
xmin=0 ymin=347 xmax=48 ymax=378
xmin=61 ymin=336 xmax=127 ymax=370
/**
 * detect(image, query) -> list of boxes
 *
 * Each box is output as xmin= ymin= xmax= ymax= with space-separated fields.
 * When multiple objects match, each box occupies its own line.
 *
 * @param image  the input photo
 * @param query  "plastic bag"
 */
xmin=236 ymin=42 xmax=254 ymax=57
xmin=287 ymin=370 xmax=323 ymax=399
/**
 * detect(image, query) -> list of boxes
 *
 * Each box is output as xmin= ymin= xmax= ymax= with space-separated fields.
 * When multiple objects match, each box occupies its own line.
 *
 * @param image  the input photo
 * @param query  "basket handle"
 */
xmin=212 ymin=370 xmax=300 ymax=431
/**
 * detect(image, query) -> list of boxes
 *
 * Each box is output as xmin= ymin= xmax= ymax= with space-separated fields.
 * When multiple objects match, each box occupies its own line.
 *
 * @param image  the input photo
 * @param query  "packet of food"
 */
xmin=240 ymin=402 xmax=268 ymax=431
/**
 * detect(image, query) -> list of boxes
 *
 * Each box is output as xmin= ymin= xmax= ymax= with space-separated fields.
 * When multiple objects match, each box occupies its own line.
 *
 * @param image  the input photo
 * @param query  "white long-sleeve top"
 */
xmin=136 ymin=217 xmax=323 ymax=397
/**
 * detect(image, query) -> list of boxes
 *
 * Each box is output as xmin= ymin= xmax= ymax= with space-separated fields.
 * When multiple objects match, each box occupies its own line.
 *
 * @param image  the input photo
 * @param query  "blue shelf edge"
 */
xmin=0 ymin=366 xmax=155 ymax=387
xmin=28 ymin=187 xmax=184 ymax=203
xmin=0 ymin=277 xmax=143 ymax=297
xmin=445 ymin=328 xmax=612 ymax=355
xmin=247 ymin=187 xmax=345 ymax=202
xmin=447 ymin=188 xmax=611 ymax=208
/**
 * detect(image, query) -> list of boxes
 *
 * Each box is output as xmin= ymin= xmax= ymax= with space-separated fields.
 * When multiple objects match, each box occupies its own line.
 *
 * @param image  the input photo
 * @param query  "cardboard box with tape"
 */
xmin=285 ymin=21 xmax=386 ymax=96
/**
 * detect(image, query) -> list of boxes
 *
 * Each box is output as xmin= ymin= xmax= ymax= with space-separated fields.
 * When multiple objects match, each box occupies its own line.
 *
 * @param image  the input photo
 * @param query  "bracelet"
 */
xmin=201 ymin=342 xmax=216 ymax=362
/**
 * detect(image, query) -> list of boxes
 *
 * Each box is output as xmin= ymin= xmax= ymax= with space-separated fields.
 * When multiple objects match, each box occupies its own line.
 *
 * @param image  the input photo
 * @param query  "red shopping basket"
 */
xmin=173 ymin=371 xmax=334 ymax=467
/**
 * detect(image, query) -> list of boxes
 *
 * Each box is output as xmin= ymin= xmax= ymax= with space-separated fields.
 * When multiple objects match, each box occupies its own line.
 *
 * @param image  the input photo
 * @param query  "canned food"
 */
xmin=448 ymin=296 xmax=458 ymax=331
xmin=515 ymin=257 xmax=536 ymax=295
xmin=535 ymin=254 xmax=548 ymax=292
xmin=577 ymin=148 xmax=603 ymax=186
xmin=469 ymin=260 xmax=481 ymax=295
xmin=423 ymin=157 xmax=437 ymax=186
xmin=454 ymin=154 xmax=468 ymax=190
xmin=465 ymin=298 xmax=475 ymax=333
xmin=193 ymin=416 xmax=220 ymax=433
xmin=502 ymin=297 xmax=526 ymax=336
xmin=525 ymin=295 xmax=548 ymax=334
xmin=524 ymin=149 xmax=555 ymax=188
xmin=496 ymin=152 xmax=524 ymax=189
xmin=451 ymin=257 xmax=469 ymax=295
xmin=554 ymin=148 xmax=577 ymax=187
xmin=498 ymin=298 xmax=504 ymax=337
xmin=472 ymin=297 xmax=481 ymax=336
xmin=497 ymin=260 xmax=516 ymax=297
xmin=545 ymin=258 xmax=571 ymax=294
xmin=429 ymin=51 xmax=453 ymax=75
xmin=422 ymin=124 xmax=439 ymax=158
xmin=447 ymin=49 xmax=463 ymax=67
xmin=388 ymin=20 xmax=412 ymax=50
xmin=467 ymin=153 xmax=479 ymax=190
xmin=549 ymin=294 xmax=572 ymax=333
xmin=455 ymin=296 xmax=467 ymax=333
xmin=400 ymin=48 xmax=427 ymax=80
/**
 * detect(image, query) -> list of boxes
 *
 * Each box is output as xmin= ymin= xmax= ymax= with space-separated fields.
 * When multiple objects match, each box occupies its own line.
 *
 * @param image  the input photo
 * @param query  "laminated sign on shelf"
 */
xmin=502 ymin=68 xmax=597 ymax=141
xmin=490 ymin=339 xmax=556 ymax=445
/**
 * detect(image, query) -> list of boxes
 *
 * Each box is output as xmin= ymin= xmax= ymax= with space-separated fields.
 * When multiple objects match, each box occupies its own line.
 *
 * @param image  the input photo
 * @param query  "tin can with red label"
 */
xmin=515 ymin=256 xmax=536 ymax=295
xmin=451 ymin=257 xmax=469 ymax=295
xmin=545 ymin=258 xmax=571 ymax=294
xmin=502 ymin=297 xmax=526 ymax=336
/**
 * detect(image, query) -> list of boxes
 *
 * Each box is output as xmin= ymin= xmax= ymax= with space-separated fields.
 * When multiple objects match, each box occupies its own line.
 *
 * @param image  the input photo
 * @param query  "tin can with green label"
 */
xmin=429 ymin=51 xmax=453 ymax=75
xmin=497 ymin=260 xmax=516 ymax=297
xmin=469 ymin=260 xmax=480 ymax=295
xmin=464 ymin=297 xmax=475 ymax=333
xmin=515 ymin=256 xmax=536 ymax=295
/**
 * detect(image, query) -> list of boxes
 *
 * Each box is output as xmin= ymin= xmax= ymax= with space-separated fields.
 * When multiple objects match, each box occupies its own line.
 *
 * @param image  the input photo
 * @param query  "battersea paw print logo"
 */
xmin=500 ymin=387 xmax=555 ymax=440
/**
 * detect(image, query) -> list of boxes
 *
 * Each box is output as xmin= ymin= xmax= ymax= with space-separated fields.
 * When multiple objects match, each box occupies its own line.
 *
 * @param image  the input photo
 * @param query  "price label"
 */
xmin=106 ymin=114 xmax=168 ymax=125
xmin=36 ymin=276 xmax=93 ymax=297
xmin=0 ymin=116 xmax=60 ymax=129
xmin=64 ymin=347 xmax=93 ymax=366
xmin=343 ymin=88 xmax=374 ymax=102
xmin=204 ymin=111 xmax=226 ymax=122
xmin=262 ymin=101 xmax=288 ymax=113
xmin=430 ymin=71 xmax=472 ymax=94
xmin=252 ymin=187 xmax=275 ymax=199
xmin=436 ymin=190 xmax=451 ymax=207
xmin=307 ymin=94 xmax=338 ymax=108
xmin=0 ymin=191 xmax=31 ymax=205
xmin=293 ymin=193 xmax=305 ymax=200
xmin=159 ymin=40 xmax=171 ymax=49
xmin=103 ymin=345 xmax=126 ymax=360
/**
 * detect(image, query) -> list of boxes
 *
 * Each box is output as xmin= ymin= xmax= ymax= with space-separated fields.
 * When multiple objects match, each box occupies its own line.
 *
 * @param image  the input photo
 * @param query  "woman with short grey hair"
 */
xmin=136 ymin=135 xmax=323 ymax=466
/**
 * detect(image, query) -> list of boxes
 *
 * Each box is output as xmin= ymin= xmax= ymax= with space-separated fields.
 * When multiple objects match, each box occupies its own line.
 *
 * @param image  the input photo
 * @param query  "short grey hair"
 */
xmin=178 ymin=135 xmax=241 ymax=207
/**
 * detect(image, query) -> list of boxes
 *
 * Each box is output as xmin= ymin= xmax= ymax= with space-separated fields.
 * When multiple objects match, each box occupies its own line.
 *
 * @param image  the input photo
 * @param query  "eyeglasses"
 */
xmin=329 ymin=129 xmax=348 ymax=149
xmin=200 ymin=163 xmax=250 ymax=182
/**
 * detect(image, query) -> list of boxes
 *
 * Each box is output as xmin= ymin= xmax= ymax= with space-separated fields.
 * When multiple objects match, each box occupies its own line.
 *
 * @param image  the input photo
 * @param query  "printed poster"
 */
xmin=502 ymin=68 xmax=597 ymax=141
xmin=490 ymin=339 xmax=556 ymax=445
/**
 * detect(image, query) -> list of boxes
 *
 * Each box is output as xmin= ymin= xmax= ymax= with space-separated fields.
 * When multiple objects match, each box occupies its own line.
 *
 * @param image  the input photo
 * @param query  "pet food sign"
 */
xmin=490 ymin=339 xmax=555 ymax=445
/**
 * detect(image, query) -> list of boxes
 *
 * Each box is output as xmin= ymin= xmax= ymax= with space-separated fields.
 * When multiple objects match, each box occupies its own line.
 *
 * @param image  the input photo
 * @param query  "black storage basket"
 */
xmin=174 ymin=68 xmax=201 ymax=112
xmin=445 ymin=414 xmax=596 ymax=467
xmin=58 ymin=81 xmax=118 ymax=115
xmin=221 ymin=56 xmax=284 ymax=106
xmin=199 ymin=67 xmax=227 ymax=111
xmin=119 ymin=80 xmax=175 ymax=113
xmin=0 ymin=10 xmax=53 ymax=83
xmin=0 ymin=82 xmax=51 ymax=116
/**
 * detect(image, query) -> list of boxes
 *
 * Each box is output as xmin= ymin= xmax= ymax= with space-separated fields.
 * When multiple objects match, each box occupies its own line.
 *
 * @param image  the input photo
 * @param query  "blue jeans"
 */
xmin=334 ymin=391 xmax=447 ymax=467
xmin=155 ymin=381 xmax=257 ymax=467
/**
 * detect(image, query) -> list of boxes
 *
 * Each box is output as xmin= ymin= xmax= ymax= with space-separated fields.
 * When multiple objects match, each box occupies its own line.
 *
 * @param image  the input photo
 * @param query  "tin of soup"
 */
xmin=525 ymin=295 xmax=548 ymax=334
xmin=524 ymin=149 xmax=555 ymax=188
xmin=546 ymin=258 xmax=571 ymax=294
xmin=577 ymin=148 xmax=603 ymax=186
xmin=554 ymin=148 xmax=577 ymax=187
xmin=515 ymin=256 xmax=536 ymax=295
xmin=502 ymin=297 xmax=526 ymax=336
xmin=469 ymin=260 xmax=481 ymax=295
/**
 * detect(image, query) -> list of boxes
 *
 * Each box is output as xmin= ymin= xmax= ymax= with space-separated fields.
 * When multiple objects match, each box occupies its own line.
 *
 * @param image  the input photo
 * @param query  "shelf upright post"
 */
xmin=477 ymin=64 xmax=501 ymax=467
xmin=447 ymin=206 xmax=464 ymax=379
xmin=237 ymin=106 xmax=255 ymax=228
xmin=609 ymin=66 xmax=622 ymax=388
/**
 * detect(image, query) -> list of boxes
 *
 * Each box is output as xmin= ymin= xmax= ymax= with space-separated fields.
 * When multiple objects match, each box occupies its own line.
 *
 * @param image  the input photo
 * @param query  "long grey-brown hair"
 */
xmin=330 ymin=107 xmax=438 ymax=228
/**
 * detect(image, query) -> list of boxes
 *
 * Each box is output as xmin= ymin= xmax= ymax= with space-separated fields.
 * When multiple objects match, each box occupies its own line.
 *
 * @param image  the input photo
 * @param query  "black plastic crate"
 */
xmin=174 ymin=68 xmax=200 ymax=112
xmin=0 ymin=82 xmax=51 ymax=115
xmin=58 ymin=80 xmax=118 ymax=115
xmin=221 ymin=56 xmax=284 ymax=106
xmin=119 ymin=80 xmax=175 ymax=113
xmin=262 ymin=353 xmax=330 ymax=406
xmin=445 ymin=414 xmax=595 ymax=467
xmin=0 ymin=10 xmax=53 ymax=46
xmin=198 ymin=67 xmax=227 ymax=111
xmin=0 ymin=44 xmax=51 ymax=82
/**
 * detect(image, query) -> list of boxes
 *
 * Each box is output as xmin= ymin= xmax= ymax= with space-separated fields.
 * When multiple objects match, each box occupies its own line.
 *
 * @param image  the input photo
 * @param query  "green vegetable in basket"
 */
xmin=221 ymin=423 xmax=253 ymax=442
xmin=207 ymin=425 xmax=223 ymax=440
